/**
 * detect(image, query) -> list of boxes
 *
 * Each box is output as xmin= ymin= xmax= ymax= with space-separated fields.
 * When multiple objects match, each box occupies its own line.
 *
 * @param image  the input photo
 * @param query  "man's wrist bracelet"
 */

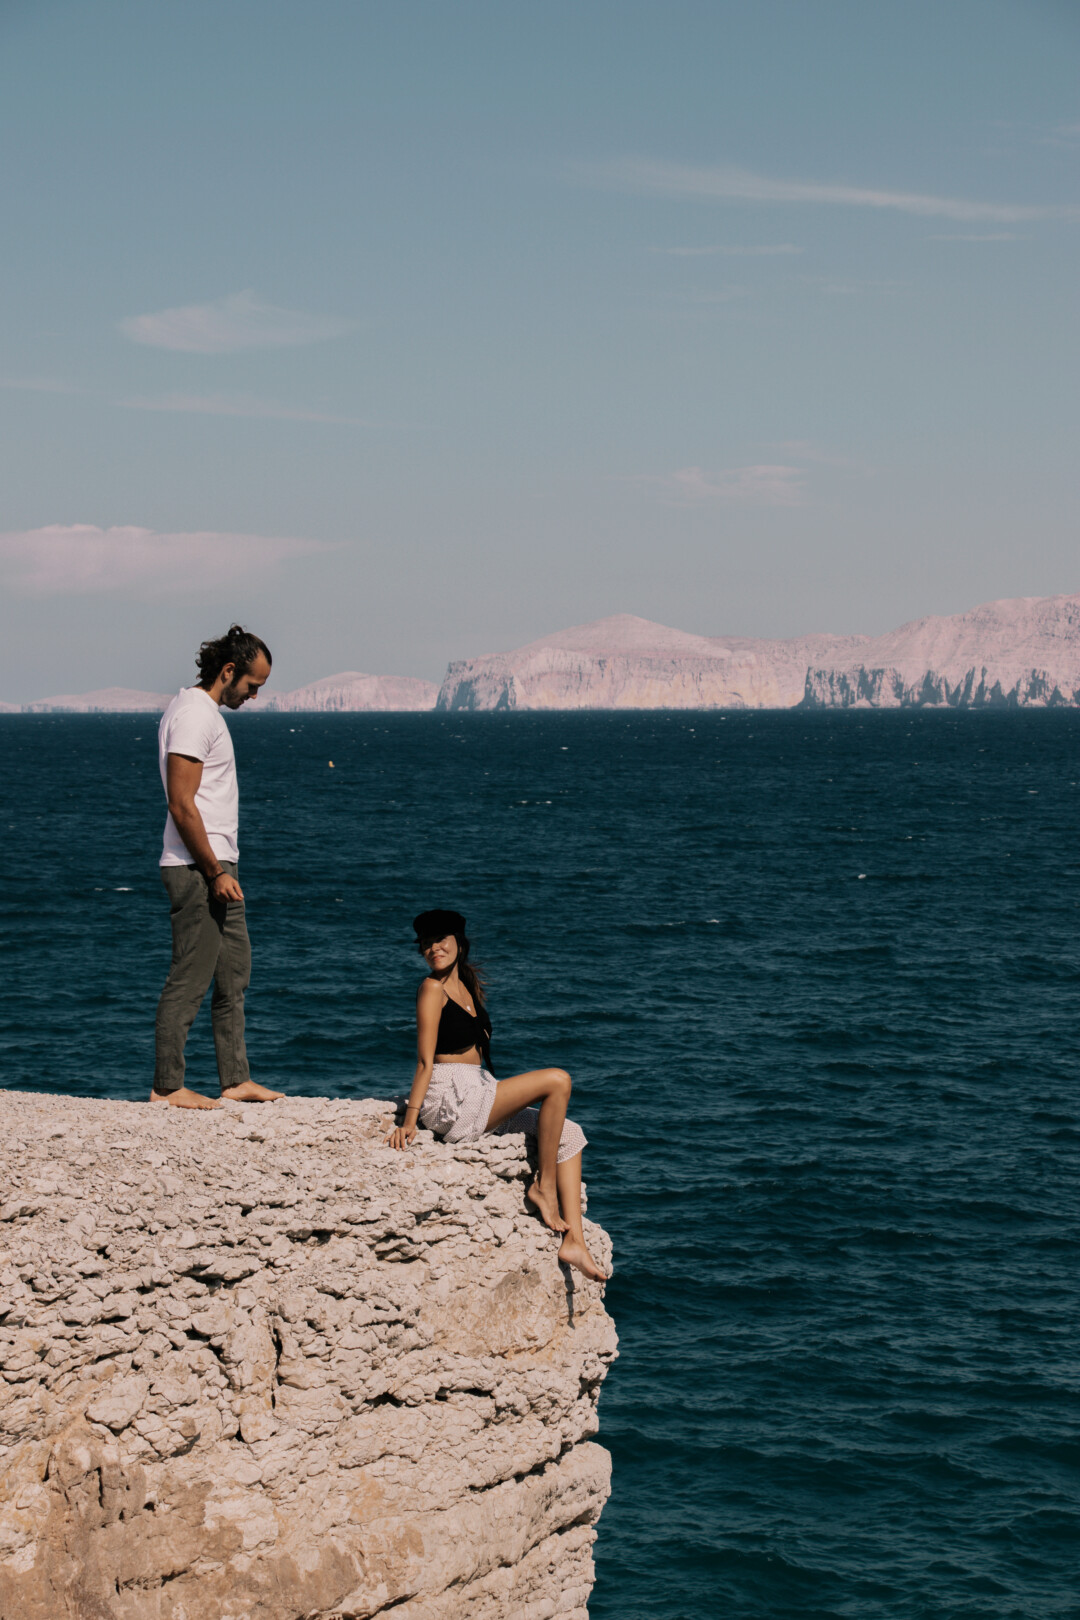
xmin=208 ymin=870 xmax=226 ymax=882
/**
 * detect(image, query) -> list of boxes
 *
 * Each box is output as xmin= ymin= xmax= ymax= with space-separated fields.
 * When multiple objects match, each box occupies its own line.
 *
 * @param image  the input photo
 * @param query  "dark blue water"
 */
xmin=2 ymin=711 xmax=1079 ymax=1619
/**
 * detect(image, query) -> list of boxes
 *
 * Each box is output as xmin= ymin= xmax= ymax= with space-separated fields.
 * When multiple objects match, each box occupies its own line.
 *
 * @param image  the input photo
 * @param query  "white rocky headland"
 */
xmin=437 ymin=596 xmax=1080 ymax=711
xmin=0 ymin=1092 xmax=616 ymax=1619
xmin=260 ymin=674 xmax=439 ymax=713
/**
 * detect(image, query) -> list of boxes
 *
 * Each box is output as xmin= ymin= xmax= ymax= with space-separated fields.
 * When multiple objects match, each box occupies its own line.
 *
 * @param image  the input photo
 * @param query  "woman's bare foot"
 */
xmin=527 ymin=1179 xmax=569 ymax=1233
xmin=557 ymin=1235 xmax=607 ymax=1280
xmin=220 ymin=1080 xmax=284 ymax=1102
xmin=149 ymin=1087 xmax=220 ymax=1109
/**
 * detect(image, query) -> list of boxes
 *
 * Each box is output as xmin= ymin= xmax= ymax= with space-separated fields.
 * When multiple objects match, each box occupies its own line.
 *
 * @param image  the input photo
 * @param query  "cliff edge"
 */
xmin=802 ymin=594 xmax=1080 ymax=709
xmin=438 ymin=598 xmax=1080 ymax=711
xmin=437 ymin=614 xmax=866 ymax=710
xmin=0 ymin=1092 xmax=616 ymax=1620
xmin=261 ymin=674 xmax=439 ymax=713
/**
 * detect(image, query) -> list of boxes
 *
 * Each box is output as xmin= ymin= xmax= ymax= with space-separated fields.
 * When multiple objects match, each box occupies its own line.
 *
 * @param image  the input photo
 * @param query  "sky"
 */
xmin=0 ymin=0 xmax=1078 ymax=699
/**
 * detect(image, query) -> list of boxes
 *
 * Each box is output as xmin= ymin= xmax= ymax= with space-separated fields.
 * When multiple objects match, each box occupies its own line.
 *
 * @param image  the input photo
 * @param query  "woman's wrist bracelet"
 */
xmin=404 ymin=1103 xmax=421 ymax=1115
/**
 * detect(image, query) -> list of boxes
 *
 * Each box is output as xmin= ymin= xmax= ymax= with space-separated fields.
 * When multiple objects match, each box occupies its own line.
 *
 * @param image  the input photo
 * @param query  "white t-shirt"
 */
xmin=158 ymin=687 xmax=239 ymax=866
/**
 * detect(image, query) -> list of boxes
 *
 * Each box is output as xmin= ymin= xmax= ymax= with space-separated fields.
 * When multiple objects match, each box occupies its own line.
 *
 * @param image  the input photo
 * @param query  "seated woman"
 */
xmin=387 ymin=908 xmax=605 ymax=1280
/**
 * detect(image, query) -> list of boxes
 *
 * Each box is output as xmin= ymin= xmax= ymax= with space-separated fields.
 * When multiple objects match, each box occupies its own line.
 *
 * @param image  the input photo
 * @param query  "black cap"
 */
xmin=413 ymin=909 xmax=466 ymax=946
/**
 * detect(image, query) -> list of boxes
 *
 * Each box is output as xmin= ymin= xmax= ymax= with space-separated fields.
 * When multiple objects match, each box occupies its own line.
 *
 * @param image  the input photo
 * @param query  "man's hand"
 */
xmin=211 ymin=871 xmax=244 ymax=903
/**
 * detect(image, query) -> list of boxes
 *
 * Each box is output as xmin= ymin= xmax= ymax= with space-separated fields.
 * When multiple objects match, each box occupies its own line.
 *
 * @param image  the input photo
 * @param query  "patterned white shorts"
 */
xmin=419 ymin=1063 xmax=587 ymax=1164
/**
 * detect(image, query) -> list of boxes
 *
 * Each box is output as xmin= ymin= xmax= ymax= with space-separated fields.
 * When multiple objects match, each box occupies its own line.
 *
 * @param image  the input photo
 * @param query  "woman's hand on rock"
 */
xmin=387 ymin=1123 xmax=417 ymax=1150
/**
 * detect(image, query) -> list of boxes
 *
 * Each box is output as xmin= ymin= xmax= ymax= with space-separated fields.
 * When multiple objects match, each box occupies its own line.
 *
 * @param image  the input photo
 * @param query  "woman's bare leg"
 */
xmin=484 ymin=1068 xmax=572 ymax=1233
xmin=554 ymin=1153 xmax=607 ymax=1280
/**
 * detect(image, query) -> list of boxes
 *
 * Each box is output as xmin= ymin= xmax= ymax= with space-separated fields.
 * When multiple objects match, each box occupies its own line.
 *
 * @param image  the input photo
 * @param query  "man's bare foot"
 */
xmin=220 ymin=1080 xmax=284 ymax=1102
xmin=557 ymin=1235 xmax=607 ymax=1281
xmin=527 ymin=1180 xmax=569 ymax=1233
xmin=149 ymin=1087 xmax=221 ymax=1109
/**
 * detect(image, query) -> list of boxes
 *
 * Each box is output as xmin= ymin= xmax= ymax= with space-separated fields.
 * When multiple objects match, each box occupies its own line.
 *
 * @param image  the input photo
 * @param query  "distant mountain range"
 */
xmin=438 ymin=596 xmax=1080 ymax=710
xmin=800 ymin=594 xmax=1080 ymax=708
xmin=8 ymin=594 xmax=1080 ymax=712
xmin=17 ymin=686 xmax=176 ymax=714
xmin=11 ymin=677 xmax=437 ymax=715
xmin=437 ymin=614 xmax=865 ymax=710
xmin=261 ymin=672 xmax=438 ymax=712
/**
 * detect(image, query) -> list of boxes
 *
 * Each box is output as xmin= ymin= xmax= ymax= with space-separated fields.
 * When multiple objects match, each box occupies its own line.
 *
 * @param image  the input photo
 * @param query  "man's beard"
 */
xmin=221 ymin=678 xmax=247 ymax=710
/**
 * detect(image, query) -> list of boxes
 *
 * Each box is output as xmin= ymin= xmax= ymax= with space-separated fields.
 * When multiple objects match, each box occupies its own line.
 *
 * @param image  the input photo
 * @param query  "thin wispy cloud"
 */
xmin=640 ymin=464 xmax=805 ymax=508
xmin=586 ymin=159 xmax=1080 ymax=223
xmin=0 ymin=376 xmax=84 ymax=395
xmin=654 ymin=243 xmax=803 ymax=257
xmin=1038 ymin=120 xmax=1080 ymax=148
xmin=0 ymin=525 xmax=330 ymax=595
xmin=929 ymin=232 xmax=1019 ymax=242
xmin=814 ymin=278 xmax=906 ymax=296
xmin=688 ymin=286 xmax=750 ymax=305
xmin=121 ymin=392 xmax=368 ymax=426
xmin=119 ymin=290 xmax=355 ymax=353
xmin=5 ymin=374 xmax=370 ymax=427
xmin=775 ymin=440 xmax=861 ymax=470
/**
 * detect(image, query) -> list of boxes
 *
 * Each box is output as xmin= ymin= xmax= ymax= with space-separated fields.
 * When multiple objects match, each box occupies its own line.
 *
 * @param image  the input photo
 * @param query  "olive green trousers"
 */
xmin=153 ymin=862 xmax=252 ymax=1094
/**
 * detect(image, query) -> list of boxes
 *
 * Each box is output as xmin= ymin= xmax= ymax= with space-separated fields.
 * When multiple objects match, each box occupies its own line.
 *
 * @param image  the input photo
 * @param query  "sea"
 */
xmin=2 ymin=709 xmax=1079 ymax=1620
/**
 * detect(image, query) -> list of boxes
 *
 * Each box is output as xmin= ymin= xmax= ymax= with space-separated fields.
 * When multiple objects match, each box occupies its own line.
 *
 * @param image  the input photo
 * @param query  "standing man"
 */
xmin=151 ymin=624 xmax=283 ymax=1108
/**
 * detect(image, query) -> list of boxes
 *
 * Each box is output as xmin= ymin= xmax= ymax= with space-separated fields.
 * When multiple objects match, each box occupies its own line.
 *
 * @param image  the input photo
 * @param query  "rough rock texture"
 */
xmin=437 ymin=614 xmax=866 ymax=711
xmin=262 ymin=674 xmax=439 ymax=713
xmin=439 ymin=597 xmax=1080 ymax=711
xmin=0 ymin=1093 xmax=615 ymax=1620
xmin=13 ymin=593 xmax=1080 ymax=716
xmin=803 ymin=594 xmax=1080 ymax=708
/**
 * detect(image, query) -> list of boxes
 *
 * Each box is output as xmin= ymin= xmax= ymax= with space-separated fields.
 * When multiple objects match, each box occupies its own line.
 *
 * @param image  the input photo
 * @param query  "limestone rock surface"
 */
xmin=261 ymin=674 xmax=439 ymax=713
xmin=803 ymin=593 xmax=1080 ymax=708
xmin=0 ymin=1092 xmax=615 ymax=1620
xmin=19 ymin=688 xmax=174 ymax=714
xmin=438 ymin=597 xmax=1080 ymax=711
xmin=437 ymin=614 xmax=866 ymax=711
xmin=14 ymin=592 xmax=1080 ymax=716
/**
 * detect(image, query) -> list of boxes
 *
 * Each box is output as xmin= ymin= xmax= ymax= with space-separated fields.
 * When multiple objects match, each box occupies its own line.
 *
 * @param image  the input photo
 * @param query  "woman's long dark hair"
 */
xmin=428 ymin=932 xmax=486 ymax=1009
xmin=415 ymin=914 xmax=486 ymax=1008
xmin=453 ymin=935 xmax=486 ymax=1009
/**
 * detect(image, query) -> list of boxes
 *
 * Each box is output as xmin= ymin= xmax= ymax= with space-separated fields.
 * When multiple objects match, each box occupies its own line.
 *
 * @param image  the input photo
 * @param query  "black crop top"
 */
xmin=436 ymin=993 xmax=492 ymax=1059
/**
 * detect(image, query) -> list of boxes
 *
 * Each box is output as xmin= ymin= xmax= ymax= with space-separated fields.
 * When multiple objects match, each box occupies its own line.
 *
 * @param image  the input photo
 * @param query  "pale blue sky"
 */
xmin=1 ymin=0 xmax=1077 ymax=698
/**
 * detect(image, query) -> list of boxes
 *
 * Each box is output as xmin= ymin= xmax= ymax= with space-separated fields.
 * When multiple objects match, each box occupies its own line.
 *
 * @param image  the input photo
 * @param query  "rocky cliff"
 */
xmin=261 ymin=674 xmax=438 ymax=713
xmin=0 ymin=1092 xmax=615 ymax=1620
xmin=438 ymin=596 xmax=1080 ymax=711
xmin=14 ymin=675 xmax=438 ymax=716
xmin=20 ymin=688 xmax=175 ymax=714
xmin=437 ymin=615 xmax=866 ymax=711
xmin=802 ymin=594 xmax=1080 ymax=708
xmin=11 ymin=593 xmax=1080 ymax=715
